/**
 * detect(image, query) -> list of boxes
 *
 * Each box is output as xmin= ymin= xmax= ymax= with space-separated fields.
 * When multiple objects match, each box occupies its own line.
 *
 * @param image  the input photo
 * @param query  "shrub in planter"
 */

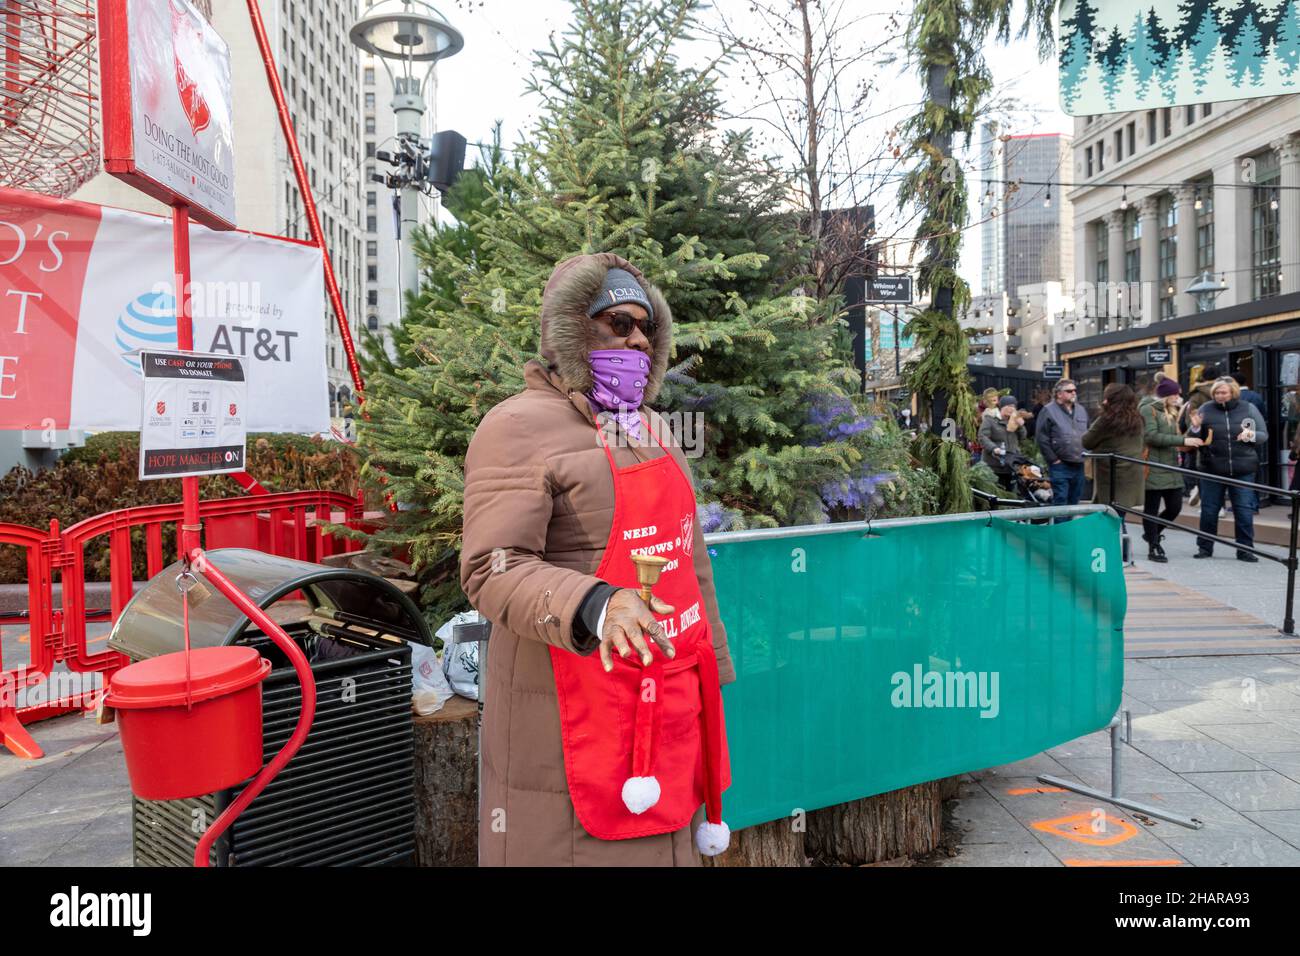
xmin=0 ymin=434 xmax=360 ymax=584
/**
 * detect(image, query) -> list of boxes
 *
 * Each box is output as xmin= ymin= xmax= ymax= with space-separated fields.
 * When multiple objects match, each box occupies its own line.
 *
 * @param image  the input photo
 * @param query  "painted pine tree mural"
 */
xmin=1229 ymin=8 xmax=1266 ymax=87
xmin=1189 ymin=3 xmax=1224 ymax=94
xmin=1128 ymin=10 xmax=1163 ymax=96
xmin=1059 ymin=0 xmax=1300 ymax=113
xmin=1059 ymin=11 xmax=1094 ymax=110
xmin=1277 ymin=0 xmax=1300 ymax=86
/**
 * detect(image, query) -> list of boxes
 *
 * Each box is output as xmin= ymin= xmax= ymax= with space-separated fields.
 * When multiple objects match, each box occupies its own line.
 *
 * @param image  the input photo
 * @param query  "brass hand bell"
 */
xmin=630 ymin=553 xmax=669 ymax=605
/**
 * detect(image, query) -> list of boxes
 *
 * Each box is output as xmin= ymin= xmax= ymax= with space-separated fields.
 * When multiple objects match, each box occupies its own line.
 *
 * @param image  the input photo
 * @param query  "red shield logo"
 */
xmin=156 ymin=400 xmax=166 ymax=415
xmin=228 ymin=403 xmax=237 ymax=417
xmin=680 ymin=514 xmax=695 ymax=556
xmin=171 ymin=1 xmax=212 ymax=137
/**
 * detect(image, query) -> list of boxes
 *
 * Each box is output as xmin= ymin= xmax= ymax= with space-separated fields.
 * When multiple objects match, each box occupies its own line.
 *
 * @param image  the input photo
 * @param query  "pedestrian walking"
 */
xmin=1181 ymin=365 xmax=1222 ymax=504
xmin=1082 ymin=383 xmax=1145 ymax=510
xmin=1036 ymin=379 xmax=1090 ymax=517
xmin=1141 ymin=378 xmax=1188 ymax=562
xmin=1184 ymin=377 xmax=1269 ymax=562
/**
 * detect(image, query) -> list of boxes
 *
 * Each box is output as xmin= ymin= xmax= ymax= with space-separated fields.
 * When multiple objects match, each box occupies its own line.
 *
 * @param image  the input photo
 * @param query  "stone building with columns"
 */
xmin=1057 ymin=95 xmax=1300 ymax=490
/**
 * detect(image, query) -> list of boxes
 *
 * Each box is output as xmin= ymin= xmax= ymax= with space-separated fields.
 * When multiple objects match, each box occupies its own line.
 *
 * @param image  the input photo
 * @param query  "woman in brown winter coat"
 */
xmin=459 ymin=252 xmax=735 ymax=867
xmin=1082 ymin=382 xmax=1146 ymax=509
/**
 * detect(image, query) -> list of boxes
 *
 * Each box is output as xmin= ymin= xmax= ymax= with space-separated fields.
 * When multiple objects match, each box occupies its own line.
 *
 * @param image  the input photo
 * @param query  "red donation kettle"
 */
xmin=105 ymin=646 xmax=271 ymax=801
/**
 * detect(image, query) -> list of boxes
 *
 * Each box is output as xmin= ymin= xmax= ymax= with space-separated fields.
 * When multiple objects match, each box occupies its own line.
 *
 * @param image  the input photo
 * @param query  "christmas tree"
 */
xmin=358 ymin=0 xmax=910 ymax=618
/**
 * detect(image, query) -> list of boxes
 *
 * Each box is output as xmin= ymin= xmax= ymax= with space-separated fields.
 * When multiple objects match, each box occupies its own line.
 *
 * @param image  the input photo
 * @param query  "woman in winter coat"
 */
xmin=459 ymin=253 xmax=736 ymax=867
xmin=1140 ymin=378 xmax=1188 ymax=562
xmin=1082 ymin=382 xmax=1146 ymax=509
xmin=1184 ymin=377 xmax=1268 ymax=561
xmin=978 ymin=395 xmax=1027 ymax=490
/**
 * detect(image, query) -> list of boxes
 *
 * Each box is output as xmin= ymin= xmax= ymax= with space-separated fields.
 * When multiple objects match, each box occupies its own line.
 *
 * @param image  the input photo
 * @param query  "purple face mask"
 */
xmin=587 ymin=349 xmax=650 ymax=440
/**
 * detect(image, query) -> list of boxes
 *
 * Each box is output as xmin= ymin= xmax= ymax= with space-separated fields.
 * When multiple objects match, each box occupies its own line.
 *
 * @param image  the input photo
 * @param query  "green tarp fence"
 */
xmin=707 ymin=508 xmax=1126 ymax=830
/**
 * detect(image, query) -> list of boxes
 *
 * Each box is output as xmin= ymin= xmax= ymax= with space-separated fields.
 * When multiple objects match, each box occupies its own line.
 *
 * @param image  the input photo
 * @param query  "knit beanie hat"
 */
xmin=998 ymin=395 xmax=1018 ymax=408
xmin=1155 ymin=379 xmax=1182 ymax=398
xmin=586 ymin=267 xmax=654 ymax=321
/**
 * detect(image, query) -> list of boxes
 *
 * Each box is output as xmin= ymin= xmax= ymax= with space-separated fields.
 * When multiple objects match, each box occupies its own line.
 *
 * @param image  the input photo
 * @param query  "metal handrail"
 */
xmin=1090 ymin=452 xmax=1299 ymax=497
xmin=702 ymin=504 xmax=1111 ymax=545
xmin=1085 ymin=451 xmax=1300 ymax=634
xmin=971 ymin=487 xmax=1035 ymax=510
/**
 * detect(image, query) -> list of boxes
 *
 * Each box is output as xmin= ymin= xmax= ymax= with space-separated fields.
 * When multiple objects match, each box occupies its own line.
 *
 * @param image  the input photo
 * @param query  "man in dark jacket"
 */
xmin=1185 ymin=377 xmax=1268 ymax=560
xmin=1036 ymin=379 xmax=1090 ymax=513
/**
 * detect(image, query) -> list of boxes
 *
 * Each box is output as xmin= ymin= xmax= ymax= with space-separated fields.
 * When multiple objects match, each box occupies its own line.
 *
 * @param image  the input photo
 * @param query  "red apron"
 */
xmin=549 ymin=413 xmax=730 ymax=844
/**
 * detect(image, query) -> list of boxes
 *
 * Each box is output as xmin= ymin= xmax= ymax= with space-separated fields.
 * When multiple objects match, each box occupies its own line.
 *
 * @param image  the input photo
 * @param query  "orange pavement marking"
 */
xmin=1063 ymin=859 xmax=1183 ymax=867
xmin=1008 ymin=787 xmax=1067 ymax=795
xmin=1032 ymin=812 xmax=1138 ymax=846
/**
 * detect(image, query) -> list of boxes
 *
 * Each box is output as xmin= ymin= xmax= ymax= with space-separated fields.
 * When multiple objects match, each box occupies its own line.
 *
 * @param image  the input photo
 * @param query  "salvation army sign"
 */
xmin=1060 ymin=0 xmax=1300 ymax=115
xmin=99 ymin=0 xmax=236 ymax=228
xmin=0 ymin=188 xmax=328 ymax=433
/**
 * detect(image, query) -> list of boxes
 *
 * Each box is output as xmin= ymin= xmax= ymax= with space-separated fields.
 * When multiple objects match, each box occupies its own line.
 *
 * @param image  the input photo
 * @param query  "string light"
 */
xmin=1272 ymin=197 xmax=1280 ymax=211
xmin=1193 ymin=189 xmax=1203 ymax=211
xmin=1120 ymin=186 xmax=1128 ymax=211
xmin=1043 ymin=186 xmax=1051 ymax=208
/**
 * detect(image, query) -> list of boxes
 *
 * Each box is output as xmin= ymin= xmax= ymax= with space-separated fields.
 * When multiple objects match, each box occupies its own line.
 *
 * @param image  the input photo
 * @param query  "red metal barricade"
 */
xmin=0 ymin=490 xmax=368 ymax=758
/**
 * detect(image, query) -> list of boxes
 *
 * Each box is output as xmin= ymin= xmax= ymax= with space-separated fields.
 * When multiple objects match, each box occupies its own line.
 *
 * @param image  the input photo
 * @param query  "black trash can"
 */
xmin=107 ymin=548 xmax=432 ymax=867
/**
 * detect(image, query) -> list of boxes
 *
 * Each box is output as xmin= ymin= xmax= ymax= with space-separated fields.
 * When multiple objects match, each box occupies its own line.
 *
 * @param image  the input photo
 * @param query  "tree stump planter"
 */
xmin=413 ymin=694 xmax=958 ymax=868
xmin=805 ymin=781 xmax=945 ymax=865
xmin=702 ymin=815 xmax=806 ymax=867
xmin=413 ymin=694 xmax=479 ymax=867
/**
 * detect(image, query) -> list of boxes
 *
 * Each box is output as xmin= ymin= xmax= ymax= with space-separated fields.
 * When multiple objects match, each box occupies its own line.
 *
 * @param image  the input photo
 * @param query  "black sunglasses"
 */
xmin=595 ymin=309 xmax=657 ymax=339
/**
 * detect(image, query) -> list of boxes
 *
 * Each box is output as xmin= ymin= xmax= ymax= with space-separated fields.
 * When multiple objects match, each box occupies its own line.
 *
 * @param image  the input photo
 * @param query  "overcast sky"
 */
xmin=423 ymin=0 xmax=1072 ymax=286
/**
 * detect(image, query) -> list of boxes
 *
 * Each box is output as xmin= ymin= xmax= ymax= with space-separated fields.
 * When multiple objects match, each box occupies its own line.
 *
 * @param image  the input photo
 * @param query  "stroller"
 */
xmin=1002 ymin=453 xmax=1054 ymax=506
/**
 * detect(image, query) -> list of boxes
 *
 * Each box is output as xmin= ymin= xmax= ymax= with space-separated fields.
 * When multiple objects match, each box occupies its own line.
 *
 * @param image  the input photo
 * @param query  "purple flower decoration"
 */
xmin=806 ymin=392 xmax=876 ymax=444
xmin=698 ymin=500 xmax=743 ymax=534
xmin=820 ymin=471 xmax=896 ymax=512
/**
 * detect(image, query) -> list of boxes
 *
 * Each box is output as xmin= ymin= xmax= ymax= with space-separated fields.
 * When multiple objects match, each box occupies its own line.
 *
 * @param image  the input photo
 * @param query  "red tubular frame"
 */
xmin=244 ymin=0 xmax=364 ymax=399
xmin=0 ymin=490 xmax=366 ymax=759
xmin=188 ymin=547 xmax=316 ymax=868
xmin=172 ymin=203 xmax=202 ymax=559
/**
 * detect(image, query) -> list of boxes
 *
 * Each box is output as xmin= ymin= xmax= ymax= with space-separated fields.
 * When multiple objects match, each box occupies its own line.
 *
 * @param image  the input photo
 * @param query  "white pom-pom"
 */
xmin=621 ymin=776 xmax=661 ymax=814
xmin=695 ymin=820 xmax=731 ymax=856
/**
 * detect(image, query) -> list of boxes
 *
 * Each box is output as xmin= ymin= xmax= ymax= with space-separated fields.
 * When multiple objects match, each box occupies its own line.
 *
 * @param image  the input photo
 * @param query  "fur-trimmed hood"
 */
xmin=539 ymin=252 xmax=672 ymax=403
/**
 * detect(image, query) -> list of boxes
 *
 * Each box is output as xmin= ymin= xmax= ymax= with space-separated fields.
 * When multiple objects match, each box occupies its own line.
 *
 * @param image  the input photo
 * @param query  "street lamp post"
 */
xmin=350 ymin=1 xmax=464 ymax=301
xmin=1185 ymin=270 xmax=1228 ymax=315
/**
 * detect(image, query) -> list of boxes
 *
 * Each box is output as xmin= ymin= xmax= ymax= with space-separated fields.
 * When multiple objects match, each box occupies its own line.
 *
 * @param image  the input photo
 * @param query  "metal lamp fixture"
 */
xmin=350 ymin=0 xmax=463 ymax=91
xmin=350 ymin=1 xmax=465 ymax=299
xmin=1185 ymin=270 xmax=1228 ymax=314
